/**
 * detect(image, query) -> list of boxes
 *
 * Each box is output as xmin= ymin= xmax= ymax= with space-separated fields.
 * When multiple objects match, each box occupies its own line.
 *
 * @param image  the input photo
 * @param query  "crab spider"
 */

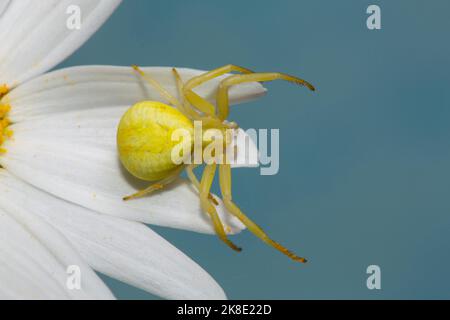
xmin=117 ymin=64 xmax=315 ymax=263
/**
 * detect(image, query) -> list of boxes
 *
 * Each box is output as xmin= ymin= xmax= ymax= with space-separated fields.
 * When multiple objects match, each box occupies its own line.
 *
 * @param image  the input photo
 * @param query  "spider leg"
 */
xmin=185 ymin=64 xmax=254 ymax=90
xmin=183 ymin=64 xmax=254 ymax=117
xmin=217 ymin=72 xmax=315 ymax=120
xmin=186 ymin=164 xmax=219 ymax=205
xmin=132 ymin=65 xmax=183 ymax=109
xmin=184 ymin=88 xmax=216 ymax=116
xmin=172 ymin=67 xmax=202 ymax=119
xmin=123 ymin=166 xmax=184 ymax=201
xmin=173 ymin=68 xmax=234 ymax=130
xmin=218 ymin=163 xmax=307 ymax=263
xmin=200 ymin=163 xmax=241 ymax=251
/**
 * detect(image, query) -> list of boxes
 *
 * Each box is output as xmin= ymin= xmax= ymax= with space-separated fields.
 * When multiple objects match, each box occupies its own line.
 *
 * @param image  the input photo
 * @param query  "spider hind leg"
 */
xmin=123 ymin=167 xmax=183 ymax=201
xmin=200 ymin=163 xmax=242 ymax=252
xmin=219 ymin=163 xmax=307 ymax=263
xmin=217 ymin=72 xmax=315 ymax=120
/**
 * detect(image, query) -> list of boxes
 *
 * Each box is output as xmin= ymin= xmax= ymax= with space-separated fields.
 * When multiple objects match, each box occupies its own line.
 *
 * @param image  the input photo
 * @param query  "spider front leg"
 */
xmin=183 ymin=64 xmax=254 ymax=117
xmin=218 ymin=163 xmax=307 ymax=263
xmin=200 ymin=163 xmax=241 ymax=251
xmin=217 ymin=72 xmax=316 ymax=120
xmin=173 ymin=68 xmax=233 ymax=130
xmin=185 ymin=64 xmax=254 ymax=90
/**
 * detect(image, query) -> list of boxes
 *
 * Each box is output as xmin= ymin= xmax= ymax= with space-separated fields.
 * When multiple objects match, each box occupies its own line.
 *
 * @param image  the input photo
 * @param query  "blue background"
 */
xmin=60 ymin=0 xmax=450 ymax=299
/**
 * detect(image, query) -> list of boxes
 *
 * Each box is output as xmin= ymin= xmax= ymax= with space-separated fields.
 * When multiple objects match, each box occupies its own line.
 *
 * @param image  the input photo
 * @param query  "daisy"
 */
xmin=0 ymin=0 xmax=265 ymax=299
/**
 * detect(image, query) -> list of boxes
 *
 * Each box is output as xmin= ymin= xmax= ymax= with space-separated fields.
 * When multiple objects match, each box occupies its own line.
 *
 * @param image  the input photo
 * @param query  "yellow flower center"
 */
xmin=0 ymin=84 xmax=13 ymax=154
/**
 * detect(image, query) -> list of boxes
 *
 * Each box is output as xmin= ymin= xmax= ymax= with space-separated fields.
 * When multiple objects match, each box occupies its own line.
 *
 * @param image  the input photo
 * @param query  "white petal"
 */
xmin=0 ymin=171 xmax=226 ymax=299
xmin=5 ymin=65 xmax=266 ymax=122
xmin=0 ymin=0 xmax=121 ymax=87
xmin=1 ymin=134 xmax=245 ymax=234
xmin=0 ymin=1 xmax=10 ymax=17
xmin=1 ymin=65 xmax=266 ymax=233
xmin=0 ymin=176 xmax=115 ymax=299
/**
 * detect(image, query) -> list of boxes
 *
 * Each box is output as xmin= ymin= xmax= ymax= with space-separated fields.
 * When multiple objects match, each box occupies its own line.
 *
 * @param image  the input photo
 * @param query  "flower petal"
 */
xmin=1 ymin=65 xmax=266 ymax=233
xmin=0 ymin=173 xmax=115 ymax=299
xmin=1 ymin=133 xmax=245 ymax=234
xmin=6 ymin=65 xmax=266 ymax=122
xmin=0 ymin=0 xmax=121 ymax=87
xmin=0 ymin=1 xmax=10 ymax=17
xmin=0 ymin=171 xmax=226 ymax=299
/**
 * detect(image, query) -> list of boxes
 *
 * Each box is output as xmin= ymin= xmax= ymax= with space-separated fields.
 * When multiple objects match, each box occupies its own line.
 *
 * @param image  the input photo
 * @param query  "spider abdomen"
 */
xmin=117 ymin=101 xmax=193 ymax=181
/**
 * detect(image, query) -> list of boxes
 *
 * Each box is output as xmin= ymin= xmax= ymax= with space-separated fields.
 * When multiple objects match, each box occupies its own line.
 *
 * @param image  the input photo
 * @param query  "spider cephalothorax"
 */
xmin=117 ymin=65 xmax=315 ymax=263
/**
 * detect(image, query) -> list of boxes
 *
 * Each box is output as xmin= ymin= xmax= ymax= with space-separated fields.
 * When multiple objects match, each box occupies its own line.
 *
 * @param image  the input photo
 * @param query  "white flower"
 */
xmin=0 ymin=0 xmax=265 ymax=299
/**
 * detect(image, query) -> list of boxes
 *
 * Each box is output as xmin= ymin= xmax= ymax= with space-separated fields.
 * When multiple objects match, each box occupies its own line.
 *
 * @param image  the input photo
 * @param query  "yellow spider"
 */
xmin=117 ymin=64 xmax=315 ymax=263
